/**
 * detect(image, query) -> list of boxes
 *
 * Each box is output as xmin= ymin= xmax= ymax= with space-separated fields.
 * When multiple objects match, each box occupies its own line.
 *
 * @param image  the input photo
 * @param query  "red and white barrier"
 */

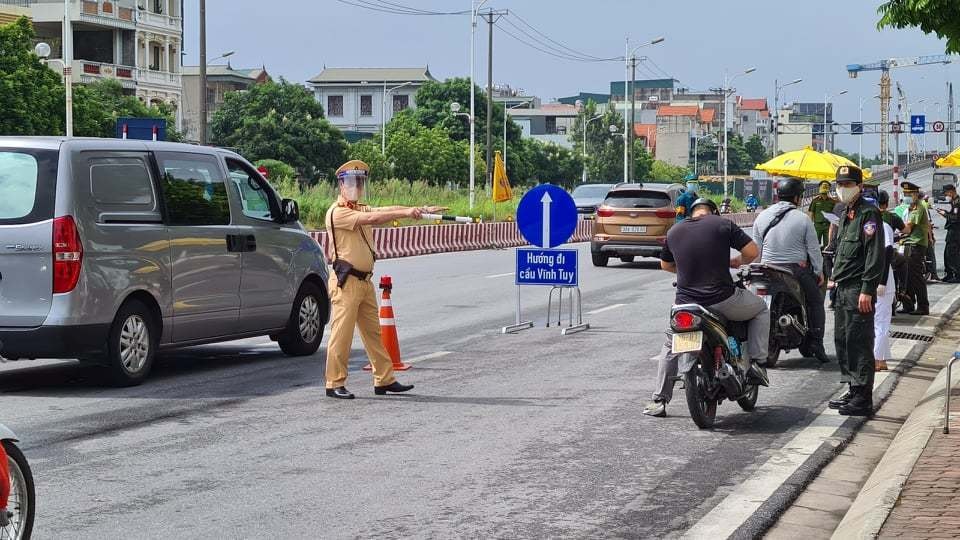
xmin=309 ymin=213 xmax=758 ymax=262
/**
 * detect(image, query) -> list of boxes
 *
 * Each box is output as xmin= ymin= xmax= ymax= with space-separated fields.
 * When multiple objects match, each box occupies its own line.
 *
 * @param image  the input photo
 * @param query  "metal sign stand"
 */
xmin=546 ymin=286 xmax=589 ymax=335
xmin=501 ymin=279 xmax=535 ymax=334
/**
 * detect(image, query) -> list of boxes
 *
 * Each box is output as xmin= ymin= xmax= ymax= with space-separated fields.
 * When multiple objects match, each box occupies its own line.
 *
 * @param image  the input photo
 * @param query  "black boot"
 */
xmin=828 ymin=386 xmax=853 ymax=409
xmin=839 ymin=387 xmax=874 ymax=416
xmin=812 ymin=336 xmax=830 ymax=364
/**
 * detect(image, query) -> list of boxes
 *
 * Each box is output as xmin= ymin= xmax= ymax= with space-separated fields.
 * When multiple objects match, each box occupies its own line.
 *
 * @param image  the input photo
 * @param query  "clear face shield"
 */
xmin=339 ymin=171 xmax=367 ymax=202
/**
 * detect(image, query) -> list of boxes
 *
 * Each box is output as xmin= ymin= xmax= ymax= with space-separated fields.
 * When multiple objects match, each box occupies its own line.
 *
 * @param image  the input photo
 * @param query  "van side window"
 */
xmin=226 ymin=159 xmax=275 ymax=221
xmin=156 ymin=153 xmax=231 ymax=226
xmin=90 ymin=157 xmax=156 ymax=209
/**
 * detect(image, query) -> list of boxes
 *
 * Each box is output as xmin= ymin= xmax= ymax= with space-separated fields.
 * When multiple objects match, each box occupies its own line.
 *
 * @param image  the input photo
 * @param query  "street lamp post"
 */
xmin=773 ymin=77 xmax=802 ymax=155
xmin=823 ymin=90 xmax=847 ymax=152
xmin=623 ymin=36 xmax=665 ymax=183
xmin=36 ymin=2 xmax=75 ymax=136
xmin=468 ymin=0 xmax=489 ymax=210
xmin=382 ymin=81 xmax=414 ymax=155
xmin=579 ymin=114 xmax=603 ymax=183
xmin=722 ymin=67 xmax=756 ymax=199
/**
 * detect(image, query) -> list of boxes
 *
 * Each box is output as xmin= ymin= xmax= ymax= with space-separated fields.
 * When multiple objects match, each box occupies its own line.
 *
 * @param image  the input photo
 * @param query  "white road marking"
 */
xmin=485 ymin=272 xmax=514 ymax=279
xmin=586 ymin=303 xmax=626 ymax=315
xmin=683 ymin=336 xmax=914 ymax=539
xmin=405 ymin=351 xmax=452 ymax=364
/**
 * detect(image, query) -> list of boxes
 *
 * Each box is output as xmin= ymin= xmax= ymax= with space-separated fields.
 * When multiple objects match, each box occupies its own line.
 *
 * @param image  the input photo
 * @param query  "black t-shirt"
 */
xmin=661 ymin=214 xmax=752 ymax=305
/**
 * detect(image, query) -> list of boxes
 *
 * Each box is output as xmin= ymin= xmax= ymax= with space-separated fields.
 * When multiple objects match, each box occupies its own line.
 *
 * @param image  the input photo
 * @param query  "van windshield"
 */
xmin=0 ymin=149 xmax=57 ymax=225
xmin=604 ymin=190 xmax=671 ymax=208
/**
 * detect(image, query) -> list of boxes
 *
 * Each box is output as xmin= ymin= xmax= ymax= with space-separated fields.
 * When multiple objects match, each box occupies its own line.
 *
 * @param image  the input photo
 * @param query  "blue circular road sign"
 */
xmin=516 ymin=184 xmax=578 ymax=248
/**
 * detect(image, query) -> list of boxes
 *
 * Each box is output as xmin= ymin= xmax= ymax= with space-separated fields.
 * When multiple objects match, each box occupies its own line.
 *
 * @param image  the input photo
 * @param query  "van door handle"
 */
xmin=243 ymin=235 xmax=257 ymax=252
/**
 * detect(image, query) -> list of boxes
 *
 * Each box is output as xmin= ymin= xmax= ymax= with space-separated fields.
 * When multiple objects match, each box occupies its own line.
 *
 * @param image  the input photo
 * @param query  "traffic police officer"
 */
xmin=898 ymin=181 xmax=930 ymax=315
xmin=936 ymin=184 xmax=960 ymax=282
xmin=324 ymin=160 xmax=445 ymax=399
xmin=808 ymin=180 xmax=837 ymax=248
xmin=827 ymin=165 xmax=884 ymax=417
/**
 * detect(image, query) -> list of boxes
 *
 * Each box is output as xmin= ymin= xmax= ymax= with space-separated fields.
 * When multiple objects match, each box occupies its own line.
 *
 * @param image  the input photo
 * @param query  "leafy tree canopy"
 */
xmin=878 ymin=0 xmax=960 ymax=53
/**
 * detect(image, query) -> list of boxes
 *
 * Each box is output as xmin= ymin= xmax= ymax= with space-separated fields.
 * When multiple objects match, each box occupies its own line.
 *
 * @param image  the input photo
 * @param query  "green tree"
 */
xmin=694 ymin=136 xmax=720 ymax=175
xmin=381 ymin=111 xmax=478 ymax=185
xmin=878 ymin=0 xmax=960 ymax=53
xmin=74 ymin=79 xmax=180 ymax=140
xmin=0 ymin=17 xmax=68 ymax=135
xmin=651 ymin=160 xmax=689 ymax=182
xmin=744 ymin=134 xmax=769 ymax=168
xmin=633 ymin=139 xmax=654 ymax=181
xmin=211 ymin=80 xmax=347 ymax=183
xmin=726 ymin=134 xmax=753 ymax=174
xmin=569 ymin=101 xmax=626 ymax=182
xmin=254 ymin=159 xmax=296 ymax=182
xmin=525 ymin=140 xmax=582 ymax=188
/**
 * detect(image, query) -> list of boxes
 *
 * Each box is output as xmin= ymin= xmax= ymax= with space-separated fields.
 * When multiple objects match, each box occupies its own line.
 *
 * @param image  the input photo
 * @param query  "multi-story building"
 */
xmin=307 ymin=67 xmax=435 ymax=140
xmin=0 ymin=1 xmax=30 ymax=24
xmin=655 ymin=105 xmax=717 ymax=168
xmin=10 ymin=0 xmax=183 ymax=128
xmin=776 ymin=102 xmax=834 ymax=152
xmin=507 ymin=103 xmax=578 ymax=149
xmin=736 ymin=97 xmax=771 ymax=145
xmin=181 ymin=64 xmax=270 ymax=143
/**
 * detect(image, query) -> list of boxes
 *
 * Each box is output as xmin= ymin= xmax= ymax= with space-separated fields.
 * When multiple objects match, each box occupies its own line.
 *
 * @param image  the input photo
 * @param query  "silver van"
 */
xmin=0 ymin=137 xmax=330 ymax=385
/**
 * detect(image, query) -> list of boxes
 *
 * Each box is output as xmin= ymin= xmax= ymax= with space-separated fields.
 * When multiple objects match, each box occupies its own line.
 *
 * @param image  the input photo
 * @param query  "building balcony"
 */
xmin=137 ymin=67 xmax=181 ymax=89
xmin=136 ymin=8 xmax=180 ymax=32
xmin=27 ymin=0 xmax=136 ymax=29
xmin=73 ymin=59 xmax=137 ymax=89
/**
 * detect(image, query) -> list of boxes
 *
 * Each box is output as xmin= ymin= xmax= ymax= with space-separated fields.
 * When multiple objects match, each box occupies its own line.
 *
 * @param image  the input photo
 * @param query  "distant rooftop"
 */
xmin=610 ymin=78 xmax=679 ymax=95
xmin=182 ymin=64 xmax=268 ymax=82
xmin=308 ymin=67 xmax=435 ymax=84
xmin=739 ymin=98 xmax=769 ymax=111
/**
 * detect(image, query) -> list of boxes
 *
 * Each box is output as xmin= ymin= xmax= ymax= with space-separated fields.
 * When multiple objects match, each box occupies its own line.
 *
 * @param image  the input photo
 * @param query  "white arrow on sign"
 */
xmin=541 ymin=191 xmax=552 ymax=248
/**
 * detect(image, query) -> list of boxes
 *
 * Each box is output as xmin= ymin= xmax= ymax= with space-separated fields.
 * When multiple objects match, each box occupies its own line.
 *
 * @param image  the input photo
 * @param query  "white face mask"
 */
xmin=837 ymin=185 xmax=860 ymax=204
xmin=902 ymin=195 xmax=914 ymax=206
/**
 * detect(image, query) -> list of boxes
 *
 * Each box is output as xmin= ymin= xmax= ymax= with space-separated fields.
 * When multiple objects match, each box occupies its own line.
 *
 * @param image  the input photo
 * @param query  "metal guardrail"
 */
xmin=944 ymin=351 xmax=960 ymax=434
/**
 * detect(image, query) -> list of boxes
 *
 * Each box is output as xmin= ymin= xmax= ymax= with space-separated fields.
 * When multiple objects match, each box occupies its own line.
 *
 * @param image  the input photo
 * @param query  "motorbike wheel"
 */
xmin=737 ymin=385 xmax=759 ymax=411
xmin=684 ymin=368 xmax=717 ymax=429
xmin=767 ymin=336 xmax=781 ymax=368
xmin=2 ymin=440 xmax=35 ymax=540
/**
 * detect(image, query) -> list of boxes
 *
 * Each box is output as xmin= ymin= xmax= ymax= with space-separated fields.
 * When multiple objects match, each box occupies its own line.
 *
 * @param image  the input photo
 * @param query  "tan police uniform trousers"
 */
xmin=325 ymin=273 xmax=396 ymax=389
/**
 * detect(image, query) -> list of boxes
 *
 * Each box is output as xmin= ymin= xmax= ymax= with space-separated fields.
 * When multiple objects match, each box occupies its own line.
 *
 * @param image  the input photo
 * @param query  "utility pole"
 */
xmin=63 ymin=0 xmax=73 ymax=137
xmin=949 ymin=82 xmax=955 ymax=151
xmin=199 ymin=0 xmax=207 ymax=145
xmin=629 ymin=56 xmax=636 ymax=182
xmin=479 ymin=9 xmax=507 ymax=194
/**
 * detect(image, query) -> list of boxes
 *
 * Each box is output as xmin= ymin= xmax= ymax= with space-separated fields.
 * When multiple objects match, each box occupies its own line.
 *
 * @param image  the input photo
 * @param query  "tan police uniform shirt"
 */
xmin=326 ymin=196 xmax=376 ymax=273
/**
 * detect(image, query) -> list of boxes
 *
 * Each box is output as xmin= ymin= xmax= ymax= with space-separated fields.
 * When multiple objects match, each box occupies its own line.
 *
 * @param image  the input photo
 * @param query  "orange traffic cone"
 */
xmin=363 ymin=275 xmax=411 ymax=371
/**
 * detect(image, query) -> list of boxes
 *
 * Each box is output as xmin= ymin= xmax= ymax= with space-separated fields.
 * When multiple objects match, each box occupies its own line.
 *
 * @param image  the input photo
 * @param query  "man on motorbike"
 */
xmin=745 ymin=193 xmax=760 ymax=212
xmin=675 ymin=180 xmax=700 ymax=222
xmin=751 ymin=178 xmax=829 ymax=364
xmin=643 ymin=198 xmax=770 ymax=417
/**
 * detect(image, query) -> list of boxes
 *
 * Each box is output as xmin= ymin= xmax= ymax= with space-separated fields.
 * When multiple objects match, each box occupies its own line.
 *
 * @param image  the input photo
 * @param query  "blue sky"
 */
xmin=184 ymin=1 xmax=958 ymax=156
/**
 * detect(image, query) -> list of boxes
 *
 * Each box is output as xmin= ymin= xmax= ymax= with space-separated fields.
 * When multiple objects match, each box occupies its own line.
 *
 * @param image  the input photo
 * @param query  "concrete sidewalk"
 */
xmin=763 ymin=292 xmax=960 ymax=539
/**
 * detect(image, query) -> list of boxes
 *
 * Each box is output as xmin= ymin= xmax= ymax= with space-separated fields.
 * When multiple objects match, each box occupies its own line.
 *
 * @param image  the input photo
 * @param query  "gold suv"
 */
xmin=591 ymin=183 xmax=684 ymax=266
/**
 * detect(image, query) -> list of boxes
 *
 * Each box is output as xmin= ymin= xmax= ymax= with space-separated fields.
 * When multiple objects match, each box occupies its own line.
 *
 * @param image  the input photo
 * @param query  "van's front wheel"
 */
xmin=106 ymin=299 xmax=158 ymax=387
xmin=279 ymin=281 xmax=326 ymax=356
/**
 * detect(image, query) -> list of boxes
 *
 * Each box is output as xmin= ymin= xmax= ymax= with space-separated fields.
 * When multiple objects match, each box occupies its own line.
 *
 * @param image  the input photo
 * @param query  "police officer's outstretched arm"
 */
xmin=859 ymin=211 xmax=885 ymax=313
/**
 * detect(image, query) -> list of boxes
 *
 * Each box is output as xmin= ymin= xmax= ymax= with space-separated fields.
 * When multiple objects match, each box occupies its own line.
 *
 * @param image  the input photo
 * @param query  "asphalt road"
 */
xmin=2 ymin=167 xmax=956 ymax=539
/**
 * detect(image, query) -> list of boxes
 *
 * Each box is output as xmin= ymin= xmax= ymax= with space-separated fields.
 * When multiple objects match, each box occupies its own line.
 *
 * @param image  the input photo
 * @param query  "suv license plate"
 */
xmin=672 ymin=331 xmax=703 ymax=353
xmin=621 ymin=225 xmax=647 ymax=234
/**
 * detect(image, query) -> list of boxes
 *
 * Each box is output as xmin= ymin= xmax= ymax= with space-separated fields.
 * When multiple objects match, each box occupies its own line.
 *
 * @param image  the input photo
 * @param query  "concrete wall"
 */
xmin=656 ymin=132 xmax=691 ymax=167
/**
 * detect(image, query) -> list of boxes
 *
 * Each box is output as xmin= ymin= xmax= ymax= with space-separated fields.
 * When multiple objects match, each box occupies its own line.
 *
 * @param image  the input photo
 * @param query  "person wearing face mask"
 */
xmin=323 ymin=160 xmax=446 ymax=399
xmin=675 ymin=180 xmax=700 ymax=222
xmin=826 ymin=165 xmax=885 ymax=417
xmin=897 ymin=182 xmax=930 ymax=315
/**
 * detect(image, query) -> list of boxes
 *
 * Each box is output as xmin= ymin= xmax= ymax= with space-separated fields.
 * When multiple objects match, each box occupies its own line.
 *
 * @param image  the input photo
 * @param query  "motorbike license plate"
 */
xmin=672 ymin=331 xmax=703 ymax=353
xmin=621 ymin=225 xmax=647 ymax=234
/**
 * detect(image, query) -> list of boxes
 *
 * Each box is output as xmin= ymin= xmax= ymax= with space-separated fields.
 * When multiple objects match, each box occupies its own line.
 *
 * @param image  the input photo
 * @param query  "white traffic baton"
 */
xmin=421 ymin=213 xmax=477 ymax=224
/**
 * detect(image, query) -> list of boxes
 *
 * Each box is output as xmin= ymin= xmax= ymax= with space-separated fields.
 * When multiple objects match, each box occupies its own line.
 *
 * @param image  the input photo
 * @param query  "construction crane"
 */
xmin=847 ymin=55 xmax=952 ymax=161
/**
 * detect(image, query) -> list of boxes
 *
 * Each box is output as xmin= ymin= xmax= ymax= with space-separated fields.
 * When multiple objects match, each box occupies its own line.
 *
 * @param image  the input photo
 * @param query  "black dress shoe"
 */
xmin=839 ymin=394 xmax=874 ymax=416
xmin=828 ymin=388 xmax=854 ymax=409
xmin=374 ymin=381 xmax=414 ymax=395
xmin=326 ymin=387 xmax=355 ymax=399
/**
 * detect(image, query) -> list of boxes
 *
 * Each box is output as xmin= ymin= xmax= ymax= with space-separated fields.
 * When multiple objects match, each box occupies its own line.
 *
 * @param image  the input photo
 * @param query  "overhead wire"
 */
xmin=333 ymin=0 xmax=468 ymax=16
xmin=499 ymin=16 xmax=620 ymax=63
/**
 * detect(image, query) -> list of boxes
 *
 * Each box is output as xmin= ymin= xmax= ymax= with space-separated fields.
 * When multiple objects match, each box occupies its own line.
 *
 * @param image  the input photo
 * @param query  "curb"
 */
xmin=729 ymin=288 xmax=960 ymax=540
xmin=831 ymin=302 xmax=960 ymax=539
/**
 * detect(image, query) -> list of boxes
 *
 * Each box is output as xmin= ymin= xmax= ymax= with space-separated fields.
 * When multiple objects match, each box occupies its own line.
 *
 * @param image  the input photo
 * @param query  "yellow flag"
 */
xmin=492 ymin=150 xmax=513 ymax=203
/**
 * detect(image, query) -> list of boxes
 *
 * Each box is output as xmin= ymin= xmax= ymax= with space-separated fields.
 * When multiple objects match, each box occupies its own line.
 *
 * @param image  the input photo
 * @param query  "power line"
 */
xmin=334 ymin=0 xmax=467 ymax=16
xmin=508 ymin=12 xmax=616 ymax=62
xmin=499 ymin=17 xmax=619 ymax=63
xmin=497 ymin=23 xmax=609 ymax=63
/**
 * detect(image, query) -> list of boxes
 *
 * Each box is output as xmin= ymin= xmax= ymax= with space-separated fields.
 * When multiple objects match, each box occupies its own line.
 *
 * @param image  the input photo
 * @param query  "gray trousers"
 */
xmin=653 ymin=288 xmax=770 ymax=402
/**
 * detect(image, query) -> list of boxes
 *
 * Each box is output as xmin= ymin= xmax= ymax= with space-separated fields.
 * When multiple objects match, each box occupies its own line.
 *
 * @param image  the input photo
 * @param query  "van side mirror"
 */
xmin=281 ymin=198 xmax=300 ymax=223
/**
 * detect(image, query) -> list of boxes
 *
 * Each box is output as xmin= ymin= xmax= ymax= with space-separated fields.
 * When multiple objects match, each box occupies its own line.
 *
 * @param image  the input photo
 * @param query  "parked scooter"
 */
xmin=744 ymin=262 xmax=814 ymax=367
xmin=670 ymin=271 xmax=770 ymax=429
xmin=1 ymin=424 xmax=33 ymax=540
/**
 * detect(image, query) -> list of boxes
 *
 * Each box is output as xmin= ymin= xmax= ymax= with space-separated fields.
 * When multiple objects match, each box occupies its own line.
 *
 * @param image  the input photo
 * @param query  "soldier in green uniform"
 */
xmin=826 ymin=165 xmax=884 ymax=417
xmin=936 ymin=184 xmax=960 ymax=282
xmin=808 ymin=181 xmax=837 ymax=249
xmin=899 ymin=181 xmax=930 ymax=315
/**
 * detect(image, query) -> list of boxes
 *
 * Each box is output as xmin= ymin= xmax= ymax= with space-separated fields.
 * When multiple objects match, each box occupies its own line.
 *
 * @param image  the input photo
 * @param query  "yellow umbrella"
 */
xmin=756 ymin=146 xmax=841 ymax=180
xmin=936 ymin=146 xmax=960 ymax=167
xmin=821 ymin=151 xmax=872 ymax=179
